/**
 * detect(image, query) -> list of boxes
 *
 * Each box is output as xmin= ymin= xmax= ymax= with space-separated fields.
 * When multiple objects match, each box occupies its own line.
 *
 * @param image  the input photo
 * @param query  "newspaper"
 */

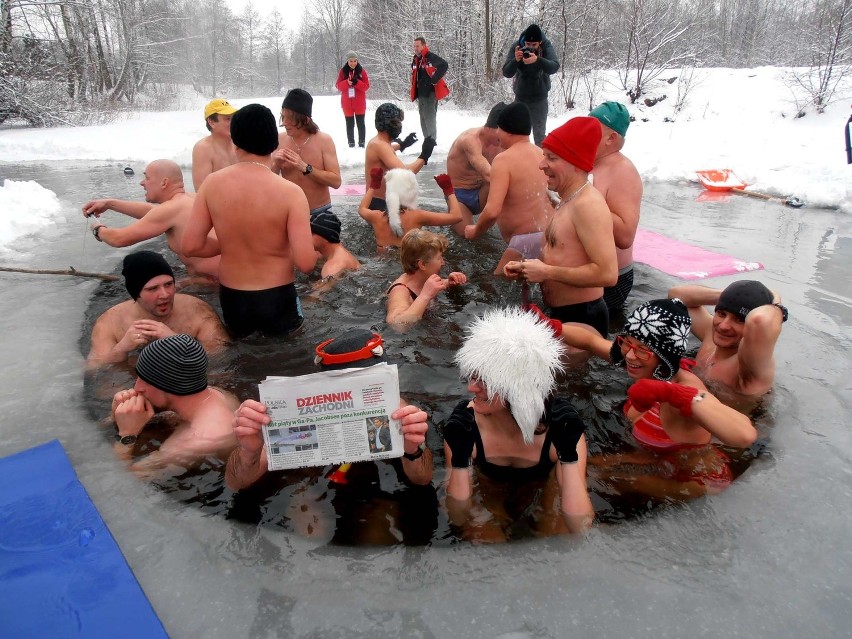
xmin=258 ymin=363 xmax=403 ymax=471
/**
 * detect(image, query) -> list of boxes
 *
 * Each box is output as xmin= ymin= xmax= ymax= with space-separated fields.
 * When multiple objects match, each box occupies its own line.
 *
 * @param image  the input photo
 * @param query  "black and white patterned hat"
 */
xmin=610 ymin=298 xmax=691 ymax=380
xmin=136 ymin=334 xmax=208 ymax=396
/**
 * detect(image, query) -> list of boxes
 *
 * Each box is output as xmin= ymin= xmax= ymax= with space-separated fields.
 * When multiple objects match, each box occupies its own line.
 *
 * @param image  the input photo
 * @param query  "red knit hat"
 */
xmin=541 ymin=116 xmax=602 ymax=172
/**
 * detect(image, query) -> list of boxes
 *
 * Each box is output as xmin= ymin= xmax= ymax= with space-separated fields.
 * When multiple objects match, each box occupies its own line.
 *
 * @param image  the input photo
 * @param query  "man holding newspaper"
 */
xmin=225 ymin=329 xmax=432 ymax=490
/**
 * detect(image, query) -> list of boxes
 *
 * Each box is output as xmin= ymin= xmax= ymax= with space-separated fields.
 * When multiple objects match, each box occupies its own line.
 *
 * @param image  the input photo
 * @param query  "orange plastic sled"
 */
xmin=696 ymin=169 xmax=747 ymax=191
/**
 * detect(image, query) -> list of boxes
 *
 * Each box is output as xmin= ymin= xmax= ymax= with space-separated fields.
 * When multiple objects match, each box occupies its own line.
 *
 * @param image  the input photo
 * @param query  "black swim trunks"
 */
xmin=368 ymin=197 xmax=387 ymax=212
xmin=219 ymin=282 xmax=303 ymax=338
xmin=547 ymin=297 xmax=609 ymax=337
xmin=603 ymin=265 xmax=634 ymax=312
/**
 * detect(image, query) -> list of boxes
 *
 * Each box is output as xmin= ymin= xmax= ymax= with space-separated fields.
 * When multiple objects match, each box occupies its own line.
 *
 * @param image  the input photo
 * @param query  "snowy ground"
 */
xmin=1 ymin=65 xmax=851 ymax=249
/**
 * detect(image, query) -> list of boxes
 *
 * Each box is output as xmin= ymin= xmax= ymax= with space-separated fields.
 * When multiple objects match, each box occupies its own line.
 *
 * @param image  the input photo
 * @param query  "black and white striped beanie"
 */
xmin=136 ymin=334 xmax=208 ymax=396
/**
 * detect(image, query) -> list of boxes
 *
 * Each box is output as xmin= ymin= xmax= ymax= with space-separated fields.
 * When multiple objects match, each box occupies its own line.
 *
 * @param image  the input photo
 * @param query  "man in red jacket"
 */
xmin=410 ymin=36 xmax=449 ymax=142
xmin=336 ymin=51 xmax=370 ymax=148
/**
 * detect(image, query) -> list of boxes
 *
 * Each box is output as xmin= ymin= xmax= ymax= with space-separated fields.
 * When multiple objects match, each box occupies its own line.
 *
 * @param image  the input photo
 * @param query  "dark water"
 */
xmin=1 ymin=162 xmax=850 ymax=637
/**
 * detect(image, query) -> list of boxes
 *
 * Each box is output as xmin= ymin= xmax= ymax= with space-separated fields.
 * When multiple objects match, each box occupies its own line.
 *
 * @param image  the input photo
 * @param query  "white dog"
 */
xmin=383 ymin=168 xmax=419 ymax=237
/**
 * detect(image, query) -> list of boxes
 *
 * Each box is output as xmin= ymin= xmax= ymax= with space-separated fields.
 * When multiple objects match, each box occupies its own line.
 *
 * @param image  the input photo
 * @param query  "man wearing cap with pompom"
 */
xmin=446 ymin=102 xmax=507 ymax=235
xmin=110 ymin=334 xmax=239 ymax=474
xmin=183 ymin=104 xmax=317 ymax=338
xmin=87 ymin=250 xmax=228 ymax=367
xmin=309 ymin=207 xmax=361 ymax=282
xmin=272 ymin=89 xmax=343 ymax=227
xmin=504 ymin=116 xmax=617 ymax=337
xmin=502 ymin=24 xmax=560 ymax=146
xmin=192 ymin=98 xmax=239 ymax=191
xmin=464 ymin=102 xmax=555 ymax=274
xmin=668 ymin=280 xmax=788 ymax=403
xmin=589 ymin=101 xmax=643 ymax=314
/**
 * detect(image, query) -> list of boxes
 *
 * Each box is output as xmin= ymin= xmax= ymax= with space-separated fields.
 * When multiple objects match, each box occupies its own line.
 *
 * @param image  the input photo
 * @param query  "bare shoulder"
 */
xmin=316 ymin=130 xmax=336 ymax=148
xmin=193 ymin=136 xmax=212 ymax=154
xmin=94 ymin=300 xmax=134 ymax=331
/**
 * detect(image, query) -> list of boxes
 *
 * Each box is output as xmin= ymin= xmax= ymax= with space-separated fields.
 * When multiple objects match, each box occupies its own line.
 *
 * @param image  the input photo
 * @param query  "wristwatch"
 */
xmin=403 ymin=444 xmax=426 ymax=461
xmin=302 ymin=164 xmax=313 ymax=176
xmin=92 ymin=225 xmax=105 ymax=241
xmin=773 ymin=303 xmax=789 ymax=322
xmin=115 ymin=433 xmax=137 ymax=446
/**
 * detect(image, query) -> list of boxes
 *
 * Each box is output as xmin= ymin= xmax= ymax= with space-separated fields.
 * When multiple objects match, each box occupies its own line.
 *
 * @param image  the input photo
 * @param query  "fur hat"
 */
xmin=610 ymin=298 xmax=692 ymax=381
xmin=230 ymin=103 xmax=279 ymax=156
xmin=282 ymin=88 xmax=313 ymax=117
xmin=455 ymin=307 xmax=566 ymax=444
xmin=375 ymin=102 xmax=404 ymax=136
xmin=136 ymin=334 xmax=208 ymax=396
xmin=122 ymin=250 xmax=174 ymax=300
xmin=716 ymin=280 xmax=773 ymax=320
xmin=384 ymin=168 xmax=419 ymax=237
xmin=498 ymin=102 xmax=532 ymax=136
xmin=542 ymin=116 xmax=602 ymax=172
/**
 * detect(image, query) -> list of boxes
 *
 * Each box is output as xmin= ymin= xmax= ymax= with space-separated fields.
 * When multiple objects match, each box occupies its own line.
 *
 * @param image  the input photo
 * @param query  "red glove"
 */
xmin=369 ymin=167 xmax=384 ymax=190
xmin=628 ymin=379 xmax=699 ymax=417
xmin=525 ymin=303 xmax=563 ymax=339
xmin=434 ymin=173 xmax=454 ymax=196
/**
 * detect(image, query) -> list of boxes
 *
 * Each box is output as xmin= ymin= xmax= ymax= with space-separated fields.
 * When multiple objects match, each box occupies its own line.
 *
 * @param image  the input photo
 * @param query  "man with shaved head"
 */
xmin=82 ymin=159 xmax=220 ymax=279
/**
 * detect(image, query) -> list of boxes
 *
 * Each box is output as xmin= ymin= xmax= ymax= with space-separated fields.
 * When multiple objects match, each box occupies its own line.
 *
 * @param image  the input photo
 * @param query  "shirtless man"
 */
xmin=668 ymin=280 xmax=787 ymax=405
xmin=446 ymin=101 xmax=506 ymax=234
xmin=271 ymin=89 xmax=342 ymax=214
xmin=83 ymin=159 xmax=220 ymax=279
xmin=463 ymin=102 xmax=555 ymax=274
xmin=504 ymin=116 xmax=617 ymax=337
xmin=359 ymin=168 xmax=462 ymax=248
xmin=589 ymin=102 xmax=643 ymax=313
xmin=309 ymin=208 xmax=360 ymax=280
xmin=87 ymin=251 xmax=228 ymax=367
xmin=192 ymin=98 xmax=238 ymax=191
xmin=182 ymin=103 xmax=317 ymax=338
xmin=111 ymin=334 xmax=238 ymax=476
xmin=364 ymin=102 xmax=436 ymax=211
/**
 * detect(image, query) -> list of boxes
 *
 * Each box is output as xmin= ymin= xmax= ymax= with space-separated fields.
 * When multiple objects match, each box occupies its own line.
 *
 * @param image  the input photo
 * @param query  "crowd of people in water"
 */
xmin=80 ymin=29 xmax=788 ymax=541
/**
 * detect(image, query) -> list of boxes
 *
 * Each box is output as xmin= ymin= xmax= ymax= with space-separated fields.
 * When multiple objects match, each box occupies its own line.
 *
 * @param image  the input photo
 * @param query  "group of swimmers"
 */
xmin=81 ymin=89 xmax=788 ymax=539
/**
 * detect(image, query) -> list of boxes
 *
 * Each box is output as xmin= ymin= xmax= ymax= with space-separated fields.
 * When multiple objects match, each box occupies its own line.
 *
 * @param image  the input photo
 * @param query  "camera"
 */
xmin=521 ymin=46 xmax=535 ymax=59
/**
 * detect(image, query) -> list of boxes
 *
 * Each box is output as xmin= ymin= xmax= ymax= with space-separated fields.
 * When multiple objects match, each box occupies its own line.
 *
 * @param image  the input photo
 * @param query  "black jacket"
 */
xmin=412 ymin=49 xmax=448 ymax=99
xmin=501 ymin=36 xmax=559 ymax=102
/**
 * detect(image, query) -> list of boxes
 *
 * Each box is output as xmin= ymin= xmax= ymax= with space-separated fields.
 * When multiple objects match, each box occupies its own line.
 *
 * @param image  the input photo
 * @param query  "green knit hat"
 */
xmin=589 ymin=101 xmax=630 ymax=137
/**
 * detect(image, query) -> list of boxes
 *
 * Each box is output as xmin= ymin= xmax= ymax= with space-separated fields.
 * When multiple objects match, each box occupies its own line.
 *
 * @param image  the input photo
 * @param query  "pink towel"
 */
xmin=633 ymin=228 xmax=763 ymax=280
xmin=330 ymin=184 xmax=366 ymax=196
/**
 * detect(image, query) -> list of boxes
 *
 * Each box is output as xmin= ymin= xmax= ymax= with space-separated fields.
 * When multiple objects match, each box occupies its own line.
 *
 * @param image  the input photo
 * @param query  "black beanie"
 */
xmin=136 ymin=334 xmax=208 ymax=396
xmin=282 ymin=88 xmax=313 ymax=117
xmin=122 ymin=250 xmax=174 ymax=300
xmin=310 ymin=208 xmax=341 ymax=244
xmin=485 ymin=102 xmax=508 ymax=129
xmin=230 ymin=104 xmax=278 ymax=156
xmin=610 ymin=298 xmax=692 ymax=381
xmin=716 ymin=280 xmax=773 ymax=319
xmin=498 ymin=102 xmax=532 ymax=136
xmin=523 ymin=24 xmax=543 ymax=42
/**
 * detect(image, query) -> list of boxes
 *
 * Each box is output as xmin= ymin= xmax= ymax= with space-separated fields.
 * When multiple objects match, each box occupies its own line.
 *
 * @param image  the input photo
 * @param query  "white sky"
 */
xmin=2 ymin=66 xmax=852 ymax=248
xmin=227 ymin=0 xmax=306 ymax=22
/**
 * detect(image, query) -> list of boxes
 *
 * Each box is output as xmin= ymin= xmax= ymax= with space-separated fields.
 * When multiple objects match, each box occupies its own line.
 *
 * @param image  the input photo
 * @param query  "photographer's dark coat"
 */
xmin=501 ymin=35 xmax=559 ymax=102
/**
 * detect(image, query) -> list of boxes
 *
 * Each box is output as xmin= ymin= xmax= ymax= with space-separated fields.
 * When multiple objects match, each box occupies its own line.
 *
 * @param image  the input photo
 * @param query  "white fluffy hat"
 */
xmin=455 ymin=307 xmax=566 ymax=443
xmin=383 ymin=168 xmax=419 ymax=236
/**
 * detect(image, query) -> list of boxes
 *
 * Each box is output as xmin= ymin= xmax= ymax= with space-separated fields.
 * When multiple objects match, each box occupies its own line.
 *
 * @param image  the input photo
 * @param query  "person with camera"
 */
xmin=502 ymin=24 xmax=560 ymax=146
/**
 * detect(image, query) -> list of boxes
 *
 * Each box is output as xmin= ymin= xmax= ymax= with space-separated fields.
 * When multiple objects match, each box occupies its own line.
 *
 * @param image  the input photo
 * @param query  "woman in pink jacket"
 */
xmin=336 ymin=51 xmax=370 ymax=148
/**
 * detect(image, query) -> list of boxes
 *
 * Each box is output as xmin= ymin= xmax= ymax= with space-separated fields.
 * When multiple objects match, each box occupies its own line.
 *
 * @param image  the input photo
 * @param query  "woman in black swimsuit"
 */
xmin=385 ymin=228 xmax=467 ymax=327
xmin=442 ymin=307 xmax=594 ymax=539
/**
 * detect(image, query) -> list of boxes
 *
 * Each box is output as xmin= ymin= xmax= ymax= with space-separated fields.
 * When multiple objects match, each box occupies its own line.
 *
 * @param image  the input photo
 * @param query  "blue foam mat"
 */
xmin=0 ymin=440 xmax=167 ymax=638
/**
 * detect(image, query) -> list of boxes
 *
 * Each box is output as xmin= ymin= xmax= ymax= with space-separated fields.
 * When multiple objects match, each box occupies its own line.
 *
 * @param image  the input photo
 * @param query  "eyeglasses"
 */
xmin=616 ymin=335 xmax=654 ymax=361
